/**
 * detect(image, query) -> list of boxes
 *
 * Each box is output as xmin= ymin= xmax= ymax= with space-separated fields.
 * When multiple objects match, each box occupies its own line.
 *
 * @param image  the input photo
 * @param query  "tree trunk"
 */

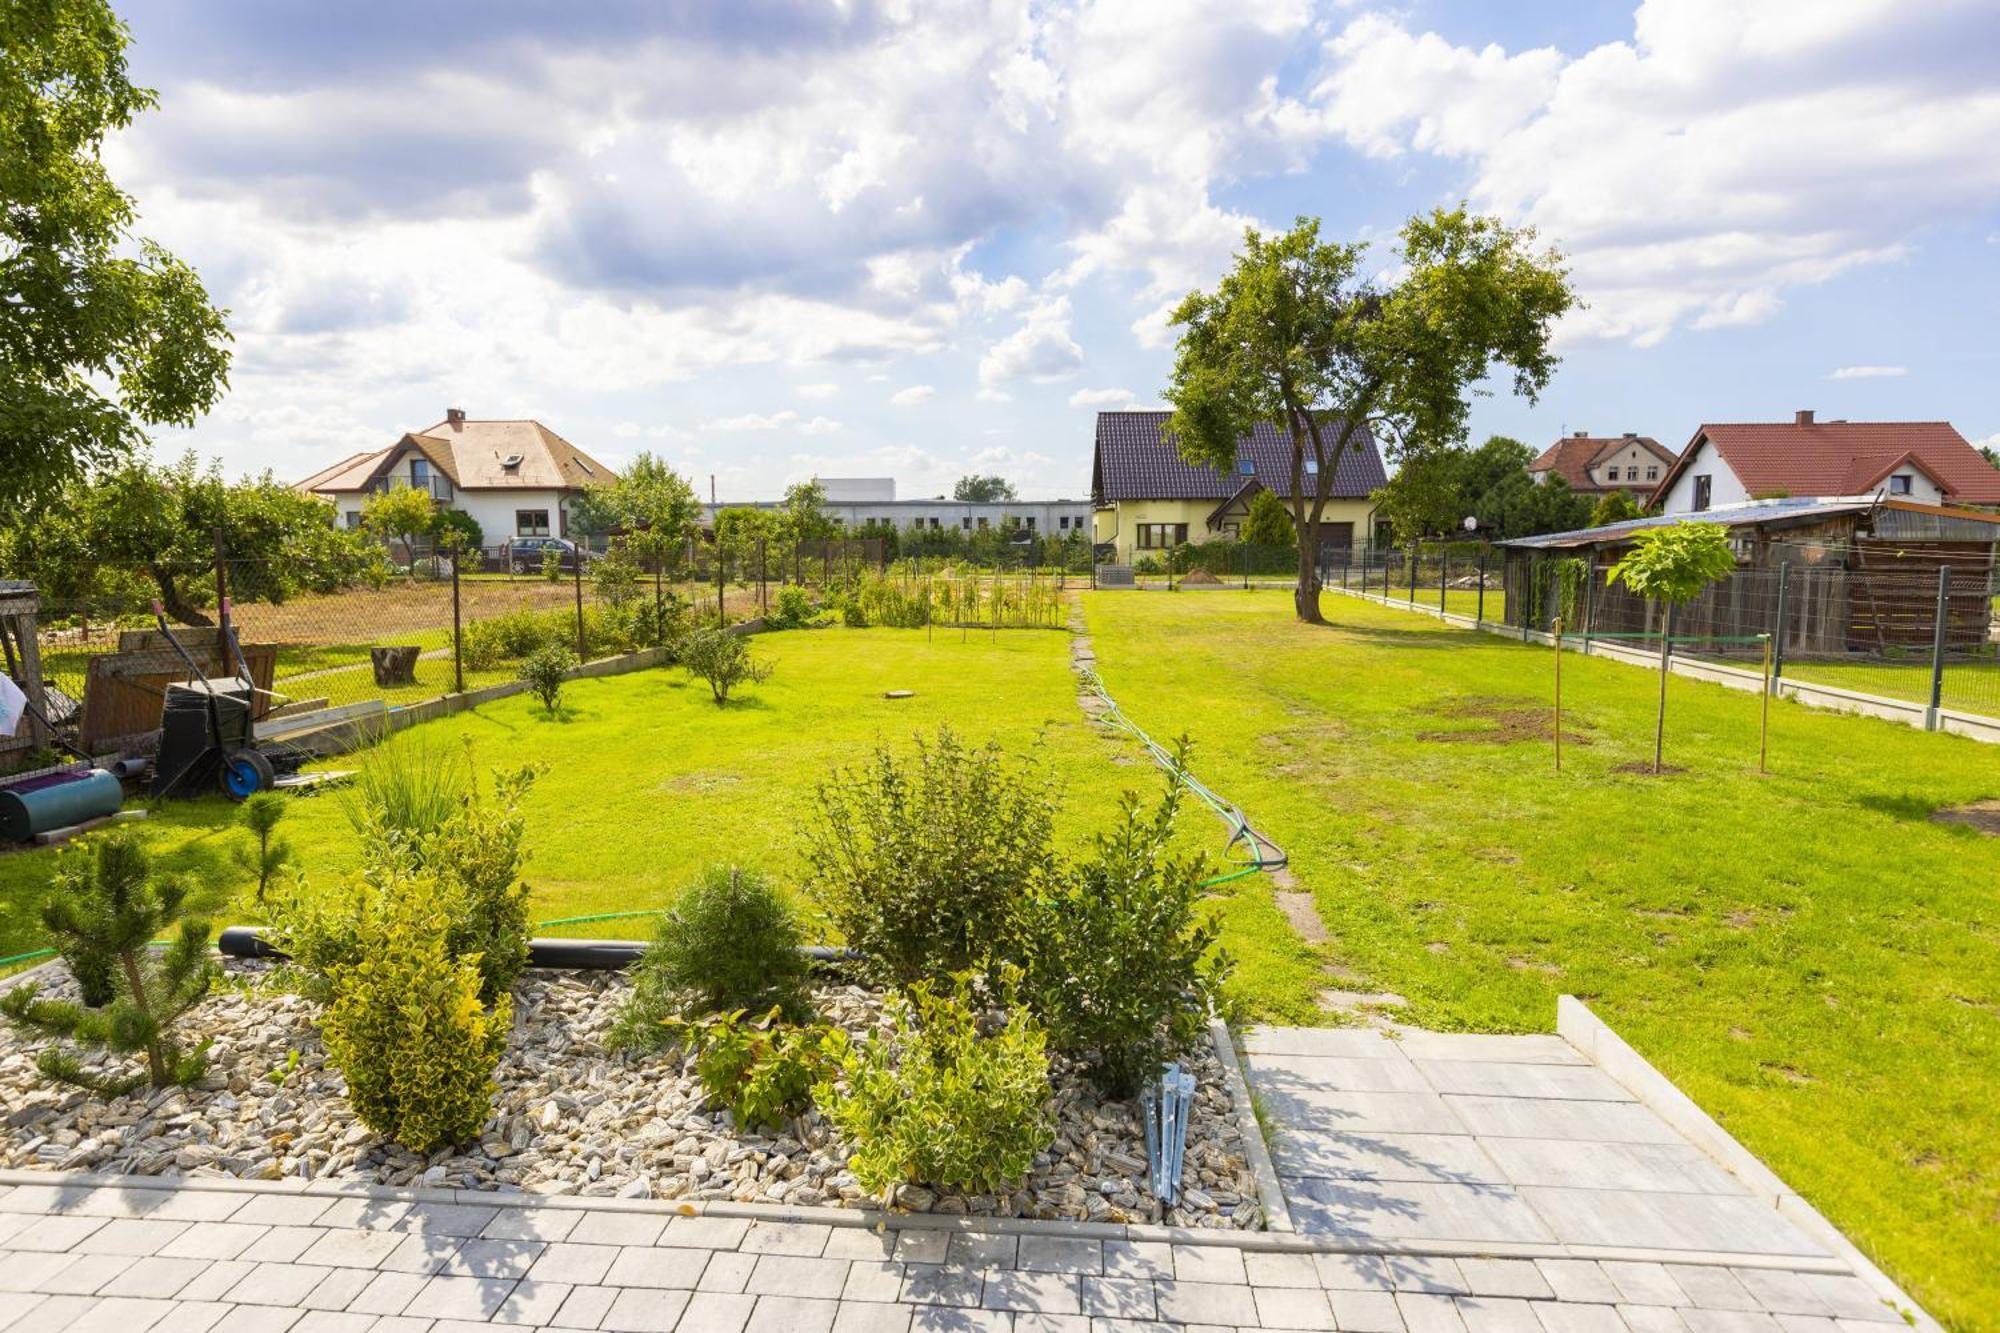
xmin=1294 ymin=523 xmax=1324 ymax=623
xmin=152 ymin=570 xmax=213 ymax=627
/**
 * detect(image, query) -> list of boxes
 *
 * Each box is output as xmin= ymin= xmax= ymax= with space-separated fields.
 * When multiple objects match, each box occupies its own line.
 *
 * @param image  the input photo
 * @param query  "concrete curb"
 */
xmin=1206 ymin=1017 xmax=1292 ymax=1232
xmin=1556 ymin=995 xmax=1939 ymax=1330
xmin=1328 ymin=586 xmax=2000 ymax=745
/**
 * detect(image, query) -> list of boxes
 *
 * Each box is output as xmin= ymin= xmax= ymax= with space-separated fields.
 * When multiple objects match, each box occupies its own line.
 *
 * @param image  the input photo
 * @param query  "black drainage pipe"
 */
xmin=216 ymin=926 xmax=861 ymax=973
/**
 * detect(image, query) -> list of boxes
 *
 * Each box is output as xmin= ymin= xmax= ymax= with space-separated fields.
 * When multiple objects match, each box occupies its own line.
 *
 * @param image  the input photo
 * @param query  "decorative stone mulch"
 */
xmin=0 ymin=961 xmax=1261 ymax=1229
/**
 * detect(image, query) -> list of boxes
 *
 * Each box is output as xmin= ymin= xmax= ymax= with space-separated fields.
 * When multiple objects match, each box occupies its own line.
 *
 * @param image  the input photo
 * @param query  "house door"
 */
xmin=1321 ymin=521 xmax=1354 ymax=555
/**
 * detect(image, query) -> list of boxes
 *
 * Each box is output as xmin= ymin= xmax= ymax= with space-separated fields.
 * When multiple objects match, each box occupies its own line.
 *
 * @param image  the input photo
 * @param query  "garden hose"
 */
xmin=1076 ymin=665 xmax=1288 ymax=883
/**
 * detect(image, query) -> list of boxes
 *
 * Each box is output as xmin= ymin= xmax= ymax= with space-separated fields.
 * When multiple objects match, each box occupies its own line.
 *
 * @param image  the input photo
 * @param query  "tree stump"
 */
xmin=370 ymin=646 xmax=421 ymax=686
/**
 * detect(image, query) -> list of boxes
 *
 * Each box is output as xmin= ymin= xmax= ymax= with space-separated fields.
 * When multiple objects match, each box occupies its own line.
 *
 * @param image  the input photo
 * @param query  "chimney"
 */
xmin=1572 ymin=430 xmax=1588 ymax=438
xmin=1622 ymin=431 xmax=1636 ymax=439
xmin=1794 ymin=409 xmax=1814 ymax=426
xmin=445 ymin=407 xmax=466 ymax=430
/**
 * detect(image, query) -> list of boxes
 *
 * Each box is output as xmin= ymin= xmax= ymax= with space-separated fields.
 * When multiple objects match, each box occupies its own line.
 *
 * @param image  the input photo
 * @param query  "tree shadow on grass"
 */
xmin=1856 ymin=792 xmax=1939 ymax=823
xmin=1305 ymin=620 xmax=1499 ymax=652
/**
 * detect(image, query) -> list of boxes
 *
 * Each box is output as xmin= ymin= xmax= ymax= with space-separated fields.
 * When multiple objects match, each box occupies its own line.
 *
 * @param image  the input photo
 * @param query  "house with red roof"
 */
xmin=1528 ymin=431 xmax=1676 ymax=497
xmin=1651 ymin=410 xmax=2000 ymax=514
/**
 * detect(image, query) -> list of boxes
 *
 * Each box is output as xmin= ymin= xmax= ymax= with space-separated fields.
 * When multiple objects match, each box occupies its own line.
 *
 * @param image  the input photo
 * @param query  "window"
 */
xmin=517 ymin=509 xmax=551 ymax=536
xmin=1647 ymin=466 xmax=1659 ymax=480
xmin=1237 ymin=458 xmax=1255 ymax=475
xmin=1024 ymin=517 xmax=1035 ymax=530
xmin=344 ymin=511 xmax=364 ymax=530
xmin=961 ymin=516 xmax=972 ymax=530
xmin=1136 ymin=523 xmax=1188 ymax=549
xmin=1691 ymin=476 xmax=1712 ymax=512
xmin=1058 ymin=516 xmax=1070 ymax=530
xmin=1889 ymin=474 xmax=1913 ymax=495
xmin=928 ymin=517 xmax=941 ymax=529
xmin=1606 ymin=467 xmax=1619 ymax=482
xmin=1304 ymin=458 xmax=1319 ymax=475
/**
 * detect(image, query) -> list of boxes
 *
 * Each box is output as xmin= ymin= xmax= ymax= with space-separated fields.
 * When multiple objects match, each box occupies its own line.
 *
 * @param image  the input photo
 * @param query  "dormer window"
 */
xmin=1237 ymin=459 xmax=1255 ymax=475
xmin=1888 ymin=474 xmax=1913 ymax=495
xmin=1304 ymin=458 xmax=1319 ymax=475
xmin=501 ymin=454 xmax=523 ymax=471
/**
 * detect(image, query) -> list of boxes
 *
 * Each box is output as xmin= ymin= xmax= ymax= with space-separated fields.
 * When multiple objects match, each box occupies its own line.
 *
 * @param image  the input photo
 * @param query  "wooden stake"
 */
xmin=1552 ymin=615 xmax=1563 ymax=772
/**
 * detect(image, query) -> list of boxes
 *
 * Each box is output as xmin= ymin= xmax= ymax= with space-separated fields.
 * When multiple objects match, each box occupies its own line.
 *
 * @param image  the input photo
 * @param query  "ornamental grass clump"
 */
xmin=610 ymin=866 xmax=814 ymax=1050
xmin=817 ymin=972 xmax=1053 ymax=1196
xmin=803 ymin=725 xmax=1059 ymax=987
xmin=0 ymin=832 xmax=216 ymax=1094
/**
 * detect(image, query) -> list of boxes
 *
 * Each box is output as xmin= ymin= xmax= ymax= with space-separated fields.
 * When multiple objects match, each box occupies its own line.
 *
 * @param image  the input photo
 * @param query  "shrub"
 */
xmin=520 ymin=643 xmax=574 ymax=714
xmin=541 ymin=547 xmax=562 ymax=581
xmin=1020 ymin=755 xmax=1233 ymax=1097
xmin=818 ymin=973 xmax=1053 ymax=1195
xmin=804 ymin=726 xmax=1057 ymax=987
xmin=320 ymin=867 xmax=510 ymax=1154
xmin=764 ymin=584 xmax=818 ymax=630
xmin=663 ymin=1008 xmax=834 ymax=1130
xmin=275 ymin=756 xmax=538 ymax=1005
xmin=610 ymin=867 xmax=813 ymax=1049
xmin=680 ymin=625 xmax=773 ymax=705
xmin=233 ymin=790 xmax=293 ymax=904
xmin=0 ymin=832 xmax=216 ymax=1093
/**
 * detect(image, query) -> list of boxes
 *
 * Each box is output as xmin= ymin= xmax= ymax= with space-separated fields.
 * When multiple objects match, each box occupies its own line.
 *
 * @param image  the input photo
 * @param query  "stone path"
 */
xmin=0 ymin=1169 xmax=1918 ymax=1332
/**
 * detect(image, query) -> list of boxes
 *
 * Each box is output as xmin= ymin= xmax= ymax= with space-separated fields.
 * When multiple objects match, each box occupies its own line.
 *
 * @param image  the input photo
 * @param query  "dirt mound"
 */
xmin=1933 ymin=800 xmax=2000 ymax=835
xmin=1418 ymin=695 xmax=1591 ymax=746
xmin=1179 ymin=568 xmax=1224 ymax=585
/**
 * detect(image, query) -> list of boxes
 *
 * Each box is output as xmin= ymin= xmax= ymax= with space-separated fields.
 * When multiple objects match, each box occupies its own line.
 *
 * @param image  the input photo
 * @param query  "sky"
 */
xmin=113 ymin=0 xmax=2000 ymax=501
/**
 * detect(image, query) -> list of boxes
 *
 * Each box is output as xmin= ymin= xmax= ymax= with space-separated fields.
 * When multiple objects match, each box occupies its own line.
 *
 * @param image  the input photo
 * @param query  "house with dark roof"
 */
xmin=297 ymin=409 xmax=617 ymax=550
xmin=1089 ymin=411 xmax=1387 ymax=564
xmin=1529 ymin=431 xmax=1676 ymax=497
xmin=1652 ymin=411 xmax=2000 ymax=514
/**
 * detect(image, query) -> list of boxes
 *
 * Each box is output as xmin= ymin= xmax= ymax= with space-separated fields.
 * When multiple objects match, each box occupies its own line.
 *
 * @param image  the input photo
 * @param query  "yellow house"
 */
xmin=1089 ymin=411 xmax=1386 ymax=564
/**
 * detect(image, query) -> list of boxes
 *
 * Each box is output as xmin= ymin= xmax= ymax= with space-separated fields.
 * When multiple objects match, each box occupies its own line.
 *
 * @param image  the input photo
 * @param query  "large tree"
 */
xmin=571 ymin=452 xmax=700 ymax=570
xmin=2 ymin=0 xmax=232 ymax=513
xmin=953 ymin=474 xmax=1016 ymax=503
xmin=1164 ymin=211 xmax=1575 ymax=622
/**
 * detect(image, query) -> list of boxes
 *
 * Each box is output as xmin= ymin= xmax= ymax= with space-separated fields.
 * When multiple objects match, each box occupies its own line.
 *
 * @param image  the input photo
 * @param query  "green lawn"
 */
xmin=1 ymin=626 xmax=1323 ymax=1016
xmin=1081 ymin=589 xmax=1999 ymax=1327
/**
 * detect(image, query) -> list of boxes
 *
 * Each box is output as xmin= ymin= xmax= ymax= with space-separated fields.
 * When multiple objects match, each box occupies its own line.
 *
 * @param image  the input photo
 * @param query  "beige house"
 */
xmin=1089 ymin=411 xmax=1385 ymax=563
xmin=1528 ymin=431 xmax=1676 ymax=497
xmin=297 ymin=409 xmax=616 ymax=550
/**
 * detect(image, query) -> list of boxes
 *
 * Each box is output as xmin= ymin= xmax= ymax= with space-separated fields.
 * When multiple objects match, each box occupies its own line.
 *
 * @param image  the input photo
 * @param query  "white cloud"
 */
xmin=796 ymin=382 xmax=841 ymax=399
xmin=1069 ymin=387 xmax=1135 ymax=408
xmin=1828 ymin=364 xmax=1907 ymax=379
xmin=704 ymin=410 xmax=799 ymax=432
xmin=799 ymin=416 xmax=844 ymax=435
xmin=979 ymin=297 xmax=1085 ymax=387
xmin=1310 ymin=1 xmax=2000 ymax=346
xmin=890 ymin=385 xmax=936 ymax=406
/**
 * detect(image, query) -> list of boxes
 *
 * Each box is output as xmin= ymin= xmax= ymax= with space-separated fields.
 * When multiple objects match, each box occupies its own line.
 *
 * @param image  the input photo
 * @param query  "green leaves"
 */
xmin=1 ymin=0 xmax=232 ymax=511
xmin=680 ymin=626 xmax=773 ymax=705
xmin=1606 ymin=523 xmax=1738 ymax=606
xmin=664 ymin=1007 xmax=834 ymax=1131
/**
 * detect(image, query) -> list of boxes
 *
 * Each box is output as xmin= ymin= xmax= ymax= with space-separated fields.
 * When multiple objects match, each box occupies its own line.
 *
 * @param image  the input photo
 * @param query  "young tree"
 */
xmin=2 ymin=0 xmax=232 ymax=513
xmin=431 ymin=507 xmax=483 ymax=556
xmin=1164 ymin=211 xmax=1575 ymax=623
xmin=679 ymin=626 xmax=773 ymax=705
xmin=1240 ymin=488 xmax=1297 ymax=548
xmin=953 ymin=474 xmax=1017 ymax=503
xmin=1591 ymin=489 xmax=1645 ymax=527
xmin=362 ymin=484 xmax=437 ymax=576
xmin=233 ymin=790 xmax=292 ymax=905
xmin=781 ymin=480 xmax=835 ymax=542
xmin=1606 ymin=522 xmax=1737 ymax=773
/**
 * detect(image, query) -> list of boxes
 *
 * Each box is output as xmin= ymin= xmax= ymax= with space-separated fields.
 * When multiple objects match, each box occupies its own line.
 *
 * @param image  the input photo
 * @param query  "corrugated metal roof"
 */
xmin=1091 ymin=411 xmax=1385 ymax=504
xmin=1498 ymin=495 xmax=2000 ymax=549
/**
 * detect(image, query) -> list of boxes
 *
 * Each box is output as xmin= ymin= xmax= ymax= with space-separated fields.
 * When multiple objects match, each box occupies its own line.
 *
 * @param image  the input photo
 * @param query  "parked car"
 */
xmin=503 ymin=536 xmax=593 ymax=574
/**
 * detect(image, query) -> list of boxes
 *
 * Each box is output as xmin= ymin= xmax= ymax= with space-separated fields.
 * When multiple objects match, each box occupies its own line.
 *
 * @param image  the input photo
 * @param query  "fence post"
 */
xmin=1581 ymin=559 xmax=1595 ymax=649
xmin=1476 ymin=551 xmax=1487 ymax=626
xmin=452 ymin=553 xmax=464 ymax=693
xmin=1926 ymin=564 xmax=1950 ymax=731
xmin=1771 ymin=562 xmax=1789 ymax=687
xmin=573 ymin=552 xmax=587 ymax=661
xmin=716 ymin=539 xmax=726 ymax=626
xmin=758 ymin=537 xmax=768 ymax=612
xmin=212 ymin=525 xmax=230 ymax=636
xmin=1438 ymin=547 xmax=1448 ymax=614
xmin=1242 ymin=543 xmax=1250 ymax=592
xmin=653 ymin=552 xmax=665 ymax=647
xmin=1408 ymin=542 xmax=1418 ymax=604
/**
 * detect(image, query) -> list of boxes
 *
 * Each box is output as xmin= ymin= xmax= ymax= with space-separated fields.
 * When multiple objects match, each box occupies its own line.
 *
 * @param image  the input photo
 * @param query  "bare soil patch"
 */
xmin=1418 ymin=696 xmax=1591 ymax=746
xmin=1178 ymin=569 xmax=1223 ymax=586
xmin=1612 ymin=761 xmax=1689 ymax=776
xmin=1933 ymin=800 xmax=2000 ymax=836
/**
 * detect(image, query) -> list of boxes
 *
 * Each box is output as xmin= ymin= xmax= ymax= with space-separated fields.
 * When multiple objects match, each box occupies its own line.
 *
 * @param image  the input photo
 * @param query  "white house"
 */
xmin=1651 ymin=411 xmax=2000 ymax=514
xmin=297 ymin=409 xmax=617 ymax=549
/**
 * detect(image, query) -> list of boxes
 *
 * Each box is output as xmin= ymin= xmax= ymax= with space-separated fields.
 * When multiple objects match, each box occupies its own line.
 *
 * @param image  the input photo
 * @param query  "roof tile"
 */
xmin=1091 ymin=411 xmax=1385 ymax=503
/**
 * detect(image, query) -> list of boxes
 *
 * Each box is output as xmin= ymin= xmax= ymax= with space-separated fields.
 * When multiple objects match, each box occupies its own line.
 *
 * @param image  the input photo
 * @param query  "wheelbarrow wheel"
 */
xmin=220 ymin=749 xmax=276 ymax=801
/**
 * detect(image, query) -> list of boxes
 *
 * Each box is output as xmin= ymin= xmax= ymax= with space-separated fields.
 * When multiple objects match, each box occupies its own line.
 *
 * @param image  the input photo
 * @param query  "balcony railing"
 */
xmin=367 ymin=476 xmax=454 ymax=502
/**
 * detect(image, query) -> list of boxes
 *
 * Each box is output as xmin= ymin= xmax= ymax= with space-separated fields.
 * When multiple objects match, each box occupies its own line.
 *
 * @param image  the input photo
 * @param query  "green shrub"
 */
xmin=541 ymin=547 xmax=562 ymax=581
xmin=463 ymin=604 xmax=646 ymax=671
xmin=520 ymin=642 xmax=574 ymax=713
xmin=840 ymin=600 xmax=868 ymax=628
xmin=804 ymin=726 xmax=1057 ymax=987
xmin=663 ymin=1008 xmax=834 ymax=1130
xmin=610 ymin=866 xmax=813 ymax=1049
xmin=818 ymin=973 xmax=1053 ymax=1195
xmin=764 ymin=584 xmax=818 ymax=630
xmin=1 ymin=832 xmax=217 ymax=1093
xmin=320 ymin=867 xmax=510 ymax=1153
xmin=680 ymin=625 xmax=773 ymax=705
xmin=233 ymin=790 xmax=293 ymax=904
xmin=1021 ymin=756 xmax=1233 ymax=1097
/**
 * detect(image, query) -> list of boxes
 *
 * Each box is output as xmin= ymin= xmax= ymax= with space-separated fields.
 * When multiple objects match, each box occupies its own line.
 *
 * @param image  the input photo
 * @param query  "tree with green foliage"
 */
xmin=1606 ymin=522 xmax=1737 ymax=773
xmin=0 ymin=832 xmax=215 ymax=1093
xmin=362 ymin=485 xmax=438 ymax=576
xmin=953 ymin=474 xmax=1016 ymax=503
xmin=0 ymin=452 xmax=379 ymax=624
xmin=1476 ymin=470 xmax=1594 ymax=539
xmin=1240 ymin=488 xmax=1296 ymax=548
xmin=431 ymin=507 xmax=482 ymax=556
xmin=1164 ymin=210 xmax=1574 ymax=622
xmin=782 ymin=479 xmax=835 ymax=542
xmin=1591 ymin=489 xmax=1645 ymax=527
xmin=2 ymin=0 xmax=233 ymax=514
xmin=599 ymin=452 xmax=701 ymax=571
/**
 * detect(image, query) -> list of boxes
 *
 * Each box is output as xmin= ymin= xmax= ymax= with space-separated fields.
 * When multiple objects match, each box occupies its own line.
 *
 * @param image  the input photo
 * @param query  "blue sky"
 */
xmin=116 ymin=0 xmax=2000 ymax=499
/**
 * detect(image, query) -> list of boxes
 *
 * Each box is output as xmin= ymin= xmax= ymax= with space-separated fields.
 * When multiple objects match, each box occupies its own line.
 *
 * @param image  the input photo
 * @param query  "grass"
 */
xmin=0 ymin=626 xmax=1324 ymax=1019
xmin=1080 ymin=589 xmax=1999 ymax=1327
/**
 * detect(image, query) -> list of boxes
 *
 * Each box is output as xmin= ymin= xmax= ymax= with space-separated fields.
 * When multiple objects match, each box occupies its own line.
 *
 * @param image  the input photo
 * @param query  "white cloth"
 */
xmin=0 ymin=672 xmax=25 ymax=738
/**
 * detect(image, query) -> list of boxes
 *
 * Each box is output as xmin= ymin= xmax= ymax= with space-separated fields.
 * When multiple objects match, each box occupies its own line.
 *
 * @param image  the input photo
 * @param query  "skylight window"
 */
xmin=1237 ymin=459 xmax=1255 ymax=475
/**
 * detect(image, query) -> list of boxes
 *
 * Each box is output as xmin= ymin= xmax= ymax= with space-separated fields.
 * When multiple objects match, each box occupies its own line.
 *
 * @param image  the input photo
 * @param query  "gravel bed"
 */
xmin=0 ymin=961 xmax=1263 ymax=1229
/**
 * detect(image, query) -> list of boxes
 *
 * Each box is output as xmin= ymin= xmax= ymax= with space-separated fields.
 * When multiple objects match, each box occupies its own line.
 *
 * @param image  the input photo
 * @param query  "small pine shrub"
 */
xmin=680 ymin=626 xmax=773 ymax=705
xmin=520 ymin=643 xmax=574 ymax=714
xmin=818 ymin=972 xmax=1053 ymax=1195
xmin=320 ymin=868 xmax=510 ymax=1154
xmin=610 ymin=866 xmax=813 ymax=1049
xmin=1020 ymin=752 xmax=1233 ymax=1097
xmin=804 ymin=726 xmax=1057 ymax=987
xmin=0 ymin=832 xmax=217 ymax=1094
xmin=663 ymin=1008 xmax=833 ymax=1130
xmin=233 ymin=790 xmax=293 ymax=904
